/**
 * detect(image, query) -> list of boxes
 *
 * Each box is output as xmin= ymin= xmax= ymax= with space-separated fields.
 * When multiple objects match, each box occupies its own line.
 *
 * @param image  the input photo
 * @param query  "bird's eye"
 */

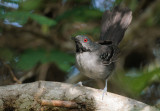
xmin=84 ymin=38 xmax=88 ymax=42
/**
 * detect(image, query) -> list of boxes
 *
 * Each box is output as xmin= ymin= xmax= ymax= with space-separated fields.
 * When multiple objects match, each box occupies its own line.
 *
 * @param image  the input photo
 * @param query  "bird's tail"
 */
xmin=100 ymin=6 xmax=132 ymax=45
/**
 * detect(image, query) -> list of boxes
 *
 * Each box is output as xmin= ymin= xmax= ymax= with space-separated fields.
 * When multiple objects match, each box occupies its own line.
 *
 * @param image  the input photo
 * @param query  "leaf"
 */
xmin=0 ymin=11 xmax=30 ymax=25
xmin=16 ymin=49 xmax=75 ymax=72
xmin=30 ymin=14 xmax=57 ymax=26
xmin=20 ymin=0 xmax=42 ymax=11
xmin=0 ymin=11 xmax=57 ymax=26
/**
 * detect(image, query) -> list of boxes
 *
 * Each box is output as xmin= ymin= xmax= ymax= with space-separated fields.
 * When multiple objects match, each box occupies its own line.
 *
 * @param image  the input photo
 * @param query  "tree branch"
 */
xmin=0 ymin=81 xmax=159 ymax=111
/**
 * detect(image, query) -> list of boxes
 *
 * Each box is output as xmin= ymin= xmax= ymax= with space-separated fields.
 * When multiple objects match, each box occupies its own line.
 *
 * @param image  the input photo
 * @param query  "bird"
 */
xmin=72 ymin=7 xmax=132 ymax=99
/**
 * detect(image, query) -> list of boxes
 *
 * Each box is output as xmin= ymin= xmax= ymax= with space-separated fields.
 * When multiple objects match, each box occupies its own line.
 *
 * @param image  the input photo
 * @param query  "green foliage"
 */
xmin=0 ymin=11 xmax=30 ymax=25
xmin=128 ymin=0 xmax=138 ymax=11
xmin=145 ymin=4 xmax=160 ymax=27
xmin=0 ymin=8 xmax=5 ymax=15
xmin=152 ymin=5 xmax=160 ymax=26
xmin=16 ymin=49 xmax=75 ymax=72
xmin=2 ymin=0 xmax=41 ymax=10
xmin=56 ymin=7 xmax=102 ymax=22
xmin=113 ymin=0 xmax=123 ymax=7
xmin=2 ymin=0 xmax=22 ymax=4
xmin=0 ymin=11 xmax=57 ymax=26
xmin=30 ymin=14 xmax=56 ymax=26
xmin=20 ymin=0 xmax=42 ymax=11
xmin=146 ymin=17 xmax=155 ymax=27
xmin=0 ymin=48 xmax=14 ymax=61
xmin=119 ymin=68 xmax=160 ymax=97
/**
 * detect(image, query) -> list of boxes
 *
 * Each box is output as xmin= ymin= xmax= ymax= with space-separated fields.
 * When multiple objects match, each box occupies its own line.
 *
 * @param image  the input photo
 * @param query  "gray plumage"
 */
xmin=72 ymin=7 xmax=132 ymax=99
xmin=72 ymin=35 xmax=118 ymax=80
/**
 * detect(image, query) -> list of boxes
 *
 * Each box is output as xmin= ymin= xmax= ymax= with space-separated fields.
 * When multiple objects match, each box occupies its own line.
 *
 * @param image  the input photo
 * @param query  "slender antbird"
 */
xmin=72 ymin=7 xmax=132 ymax=99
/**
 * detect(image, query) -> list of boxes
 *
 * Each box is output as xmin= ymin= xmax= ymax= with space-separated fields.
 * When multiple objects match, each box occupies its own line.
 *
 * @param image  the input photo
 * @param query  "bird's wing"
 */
xmin=98 ymin=45 xmax=119 ymax=65
xmin=100 ymin=6 xmax=132 ymax=45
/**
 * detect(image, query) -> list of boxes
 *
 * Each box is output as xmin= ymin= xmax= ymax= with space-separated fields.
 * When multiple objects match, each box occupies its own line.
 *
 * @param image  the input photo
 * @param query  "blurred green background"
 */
xmin=0 ymin=0 xmax=160 ymax=108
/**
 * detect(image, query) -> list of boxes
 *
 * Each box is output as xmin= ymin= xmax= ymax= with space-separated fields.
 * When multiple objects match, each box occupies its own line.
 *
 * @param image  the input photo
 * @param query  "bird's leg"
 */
xmin=102 ymin=79 xmax=108 ymax=100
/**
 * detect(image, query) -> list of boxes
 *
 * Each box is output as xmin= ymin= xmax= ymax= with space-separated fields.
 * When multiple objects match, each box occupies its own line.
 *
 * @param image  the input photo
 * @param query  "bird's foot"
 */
xmin=75 ymin=81 xmax=83 ymax=86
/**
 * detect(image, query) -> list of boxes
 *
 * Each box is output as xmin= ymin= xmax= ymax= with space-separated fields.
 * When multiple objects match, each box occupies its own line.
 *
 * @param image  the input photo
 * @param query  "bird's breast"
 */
xmin=76 ymin=52 xmax=113 ymax=79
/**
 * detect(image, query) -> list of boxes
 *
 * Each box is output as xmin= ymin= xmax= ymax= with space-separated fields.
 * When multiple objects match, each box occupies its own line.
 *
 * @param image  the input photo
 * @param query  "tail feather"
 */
xmin=100 ymin=6 xmax=132 ymax=45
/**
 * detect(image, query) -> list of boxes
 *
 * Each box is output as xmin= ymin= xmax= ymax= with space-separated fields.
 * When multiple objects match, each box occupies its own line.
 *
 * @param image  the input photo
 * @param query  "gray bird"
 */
xmin=72 ymin=7 xmax=132 ymax=99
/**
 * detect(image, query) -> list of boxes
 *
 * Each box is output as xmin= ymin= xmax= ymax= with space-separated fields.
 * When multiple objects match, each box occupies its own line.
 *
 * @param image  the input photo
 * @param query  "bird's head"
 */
xmin=72 ymin=35 xmax=95 ymax=53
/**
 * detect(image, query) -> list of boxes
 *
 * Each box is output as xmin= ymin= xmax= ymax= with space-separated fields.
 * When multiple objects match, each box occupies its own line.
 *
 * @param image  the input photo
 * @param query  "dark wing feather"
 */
xmin=96 ymin=40 xmax=112 ymax=45
xmin=99 ymin=45 xmax=119 ymax=65
xmin=100 ymin=6 xmax=132 ymax=45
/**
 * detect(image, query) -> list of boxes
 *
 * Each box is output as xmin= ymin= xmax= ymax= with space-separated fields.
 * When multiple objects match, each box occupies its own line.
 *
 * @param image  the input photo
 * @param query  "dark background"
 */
xmin=0 ymin=0 xmax=160 ymax=107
